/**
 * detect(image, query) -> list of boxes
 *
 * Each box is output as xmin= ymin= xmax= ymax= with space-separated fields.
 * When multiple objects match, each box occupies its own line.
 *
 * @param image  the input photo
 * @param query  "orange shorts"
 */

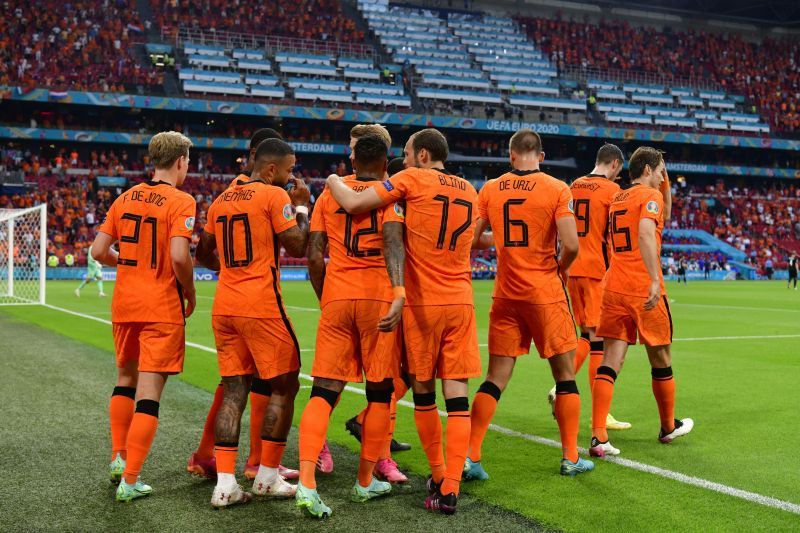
xmin=567 ymin=276 xmax=603 ymax=328
xmin=112 ymin=322 xmax=185 ymax=374
xmin=212 ymin=315 xmax=300 ymax=379
xmin=312 ymin=299 xmax=401 ymax=383
xmin=402 ymin=305 xmax=481 ymax=381
xmin=489 ymin=298 xmax=577 ymax=358
xmin=596 ymin=291 xmax=673 ymax=346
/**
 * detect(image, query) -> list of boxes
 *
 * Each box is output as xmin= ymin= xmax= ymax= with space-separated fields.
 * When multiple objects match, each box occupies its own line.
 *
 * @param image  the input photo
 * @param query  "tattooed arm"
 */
xmin=378 ymin=221 xmax=405 ymax=332
xmin=307 ymin=231 xmax=328 ymax=301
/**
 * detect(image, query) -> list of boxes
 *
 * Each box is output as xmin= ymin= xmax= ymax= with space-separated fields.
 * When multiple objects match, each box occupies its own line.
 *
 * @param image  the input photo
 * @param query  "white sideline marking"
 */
xmin=38 ymin=303 xmax=800 ymax=516
xmin=673 ymin=302 xmax=800 ymax=314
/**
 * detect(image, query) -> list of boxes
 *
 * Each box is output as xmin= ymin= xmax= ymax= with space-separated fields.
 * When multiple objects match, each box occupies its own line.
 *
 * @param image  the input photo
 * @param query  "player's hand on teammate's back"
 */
xmin=288 ymin=176 xmax=310 ymax=207
xmin=378 ymin=297 xmax=404 ymax=332
xmin=644 ymin=280 xmax=660 ymax=310
xmin=326 ymin=173 xmax=343 ymax=190
xmin=183 ymin=287 xmax=196 ymax=318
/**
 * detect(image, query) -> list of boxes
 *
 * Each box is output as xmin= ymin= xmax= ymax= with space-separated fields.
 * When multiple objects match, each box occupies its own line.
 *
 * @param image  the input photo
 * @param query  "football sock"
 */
xmin=214 ymin=443 xmax=238 ymax=479
xmin=380 ymin=375 xmax=411 ymax=458
xmin=413 ymin=392 xmax=445 ymax=484
xmin=592 ymin=366 xmax=617 ymax=443
xmin=261 ymin=438 xmax=286 ymax=467
xmin=298 ymin=387 xmax=338 ymax=489
xmin=196 ymin=383 xmax=223 ymax=460
xmin=554 ymin=381 xmax=580 ymax=463
xmin=652 ymin=367 xmax=676 ymax=433
xmin=97 ymin=280 xmax=104 ymax=293
xmin=468 ymin=381 xmax=501 ymax=462
xmin=247 ymin=379 xmax=271 ymax=466
xmin=588 ymin=341 xmax=604 ymax=389
xmin=109 ymin=386 xmax=136 ymax=461
xmin=123 ymin=400 xmax=159 ymax=484
xmin=355 ymin=407 xmax=367 ymax=426
xmin=77 ymin=280 xmax=88 ymax=290
xmin=359 ymin=389 xmax=392 ymax=487
xmin=441 ymin=397 xmax=470 ymax=497
xmin=573 ymin=333 xmax=591 ymax=373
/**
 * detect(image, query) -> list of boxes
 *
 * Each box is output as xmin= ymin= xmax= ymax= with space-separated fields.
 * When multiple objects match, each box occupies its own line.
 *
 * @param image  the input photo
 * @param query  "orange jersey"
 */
xmin=477 ymin=169 xmax=573 ymax=304
xmin=204 ymin=176 xmax=298 ymax=318
xmin=375 ymin=167 xmax=478 ymax=306
xmin=310 ymin=175 xmax=405 ymax=307
xmin=98 ymin=180 xmax=196 ymax=324
xmin=569 ymin=175 xmax=620 ymax=279
xmin=603 ymin=184 xmax=665 ymax=297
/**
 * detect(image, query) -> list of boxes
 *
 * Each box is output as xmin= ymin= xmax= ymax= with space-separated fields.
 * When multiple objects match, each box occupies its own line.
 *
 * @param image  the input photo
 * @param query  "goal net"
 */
xmin=0 ymin=204 xmax=46 ymax=305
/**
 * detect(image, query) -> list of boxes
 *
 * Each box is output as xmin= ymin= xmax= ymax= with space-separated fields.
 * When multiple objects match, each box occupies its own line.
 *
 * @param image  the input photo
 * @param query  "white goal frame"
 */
xmin=0 ymin=204 xmax=47 ymax=305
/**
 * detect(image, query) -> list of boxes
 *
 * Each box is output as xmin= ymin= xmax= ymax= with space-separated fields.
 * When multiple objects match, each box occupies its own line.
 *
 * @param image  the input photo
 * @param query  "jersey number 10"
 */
xmin=217 ymin=214 xmax=253 ymax=268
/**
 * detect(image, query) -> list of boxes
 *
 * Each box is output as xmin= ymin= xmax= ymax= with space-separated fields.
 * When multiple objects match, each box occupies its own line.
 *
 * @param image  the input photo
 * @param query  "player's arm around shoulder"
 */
xmin=326 ymin=169 xmax=406 ymax=214
xmin=276 ymin=177 xmax=310 ymax=258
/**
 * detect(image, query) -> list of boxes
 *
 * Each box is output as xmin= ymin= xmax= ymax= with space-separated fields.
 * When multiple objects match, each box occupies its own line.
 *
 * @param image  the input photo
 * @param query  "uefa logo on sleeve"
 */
xmin=646 ymin=201 xmax=659 ymax=214
xmin=283 ymin=204 xmax=296 ymax=220
xmin=184 ymin=216 xmax=195 ymax=230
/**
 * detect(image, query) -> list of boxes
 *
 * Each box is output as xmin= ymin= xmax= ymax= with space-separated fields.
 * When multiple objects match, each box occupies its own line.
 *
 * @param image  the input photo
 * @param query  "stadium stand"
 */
xmin=516 ymin=15 xmax=797 ymax=132
xmin=0 ymin=0 xmax=160 ymax=91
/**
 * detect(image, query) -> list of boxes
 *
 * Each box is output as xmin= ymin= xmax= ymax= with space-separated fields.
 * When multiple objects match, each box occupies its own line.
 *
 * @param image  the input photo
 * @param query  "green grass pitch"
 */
xmin=1 ymin=280 xmax=799 ymax=532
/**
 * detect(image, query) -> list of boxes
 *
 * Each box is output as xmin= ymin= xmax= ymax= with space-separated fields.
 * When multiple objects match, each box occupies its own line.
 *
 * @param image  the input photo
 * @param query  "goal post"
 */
xmin=0 ymin=204 xmax=47 ymax=305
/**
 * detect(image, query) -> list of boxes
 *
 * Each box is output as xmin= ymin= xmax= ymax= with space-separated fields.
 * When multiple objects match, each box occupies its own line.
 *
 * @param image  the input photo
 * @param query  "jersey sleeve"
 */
xmin=97 ymin=198 xmax=119 ymax=238
xmin=310 ymin=191 xmax=327 ymax=233
xmin=639 ymin=190 xmax=664 ymax=223
xmin=477 ymin=182 xmax=490 ymax=220
xmin=268 ymin=187 xmax=298 ymax=234
xmin=169 ymin=193 xmax=197 ymax=240
xmin=554 ymin=183 xmax=574 ymax=220
xmin=380 ymin=200 xmax=406 ymax=226
xmin=374 ymin=169 xmax=413 ymax=204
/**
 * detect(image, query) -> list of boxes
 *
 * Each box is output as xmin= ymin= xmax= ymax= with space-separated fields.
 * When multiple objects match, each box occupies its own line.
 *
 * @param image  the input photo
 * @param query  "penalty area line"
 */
xmin=39 ymin=303 xmax=800 ymax=516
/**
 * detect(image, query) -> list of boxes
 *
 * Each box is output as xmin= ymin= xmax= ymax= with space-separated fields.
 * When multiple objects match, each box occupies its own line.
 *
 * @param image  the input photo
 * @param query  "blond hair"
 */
xmin=148 ymin=131 xmax=193 ymax=169
xmin=350 ymin=123 xmax=392 ymax=150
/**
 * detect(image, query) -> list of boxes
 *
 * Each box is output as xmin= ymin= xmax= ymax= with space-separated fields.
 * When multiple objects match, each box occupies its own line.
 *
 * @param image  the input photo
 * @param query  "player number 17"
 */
xmin=433 ymin=195 xmax=473 ymax=251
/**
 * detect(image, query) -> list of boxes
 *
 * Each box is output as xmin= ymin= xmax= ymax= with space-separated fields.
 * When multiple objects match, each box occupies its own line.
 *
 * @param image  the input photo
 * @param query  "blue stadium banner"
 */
xmin=4 ymin=86 xmax=799 ymax=153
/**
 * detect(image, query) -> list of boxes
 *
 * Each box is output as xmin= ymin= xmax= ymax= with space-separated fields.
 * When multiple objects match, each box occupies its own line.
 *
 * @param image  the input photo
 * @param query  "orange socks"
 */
xmin=123 ymin=400 xmax=160 ymax=484
xmin=109 ymin=386 xmax=135 ymax=461
xmin=588 ymin=340 xmax=604 ymax=390
xmin=298 ymin=388 xmax=338 ymax=489
xmin=247 ymin=379 xmax=271 ymax=466
xmin=592 ymin=366 xmax=617 ymax=443
xmin=413 ymin=392 xmax=445 ymax=483
xmin=261 ymin=438 xmax=286 ymax=468
xmin=652 ymin=367 xmax=676 ymax=432
xmin=214 ymin=444 xmax=238 ymax=475
xmin=196 ymin=383 xmax=223 ymax=460
xmin=468 ymin=381 xmax=501 ymax=462
xmin=573 ymin=334 xmax=590 ymax=373
xmin=441 ymin=397 xmax=470 ymax=497
xmin=554 ymin=382 xmax=580 ymax=463
xmin=359 ymin=390 xmax=392 ymax=487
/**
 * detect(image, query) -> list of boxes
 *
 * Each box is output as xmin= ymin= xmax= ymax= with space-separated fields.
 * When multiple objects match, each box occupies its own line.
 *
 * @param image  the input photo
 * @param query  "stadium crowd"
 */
xmin=151 ymin=0 xmax=365 ymax=43
xmin=517 ymin=15 xmax=800 ymax=133
xmin=0 ymin=0 xmax=160 ymax=92
xmin=3 ymin=141 xmax=798 ymax=279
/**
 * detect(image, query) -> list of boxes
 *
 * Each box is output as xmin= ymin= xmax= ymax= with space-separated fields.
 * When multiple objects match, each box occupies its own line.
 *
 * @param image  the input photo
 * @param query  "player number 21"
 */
xmin=118 ymin=213 xmax=157 ymax=269
xmin=433 ymin=195 xmax=473 ymax=251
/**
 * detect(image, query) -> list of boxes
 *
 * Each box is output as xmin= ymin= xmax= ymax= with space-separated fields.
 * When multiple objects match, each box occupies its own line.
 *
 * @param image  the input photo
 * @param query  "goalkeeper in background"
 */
xmin=75 ymin=245 xmax=106 ymax=297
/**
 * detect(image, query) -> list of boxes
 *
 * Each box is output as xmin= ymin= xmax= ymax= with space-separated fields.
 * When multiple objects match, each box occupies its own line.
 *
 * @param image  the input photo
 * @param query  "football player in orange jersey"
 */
xmin=295 ymin=134 xmax=406 ymax=518
xmin=92 ymin=131 xmax=197 ymax=501
xmin=194 ymin=139 xmax=310 ymax=507
xmin=590 ymin=147 xmax=692 ymax=458
xmin=547 ymin=144 xmax=631 ymax=433
xmin=186 ymin=128 xmax=302 ymax=482
xmin=327 ymin=129 xmax=481 ymax=515
xmin=464 ymin=129 xmax=593 ymax=480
